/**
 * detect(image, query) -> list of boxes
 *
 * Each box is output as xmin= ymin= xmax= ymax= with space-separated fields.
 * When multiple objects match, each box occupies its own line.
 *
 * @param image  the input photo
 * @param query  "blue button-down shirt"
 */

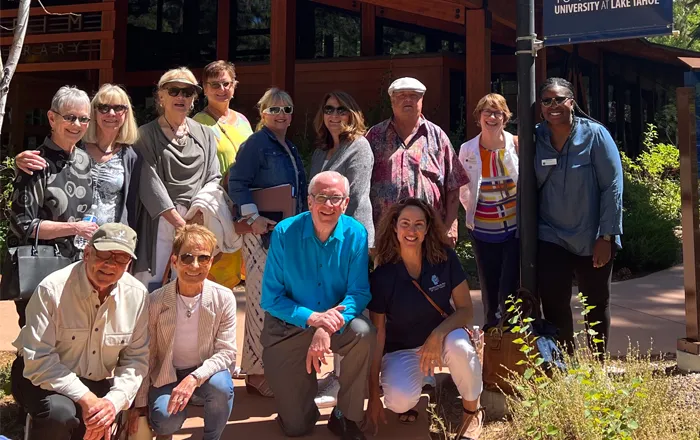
xmin=228 ymin=126 xmax=308 ymax=216
xmin=535 ymin=117 xmax=623 ymax=256
xmin=261 ymin=212 xmax=370 ymax=329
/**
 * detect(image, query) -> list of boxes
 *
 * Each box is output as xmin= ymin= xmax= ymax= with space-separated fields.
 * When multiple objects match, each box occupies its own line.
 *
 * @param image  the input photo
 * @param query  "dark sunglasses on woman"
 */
xmin=540 ymin=96 xmax=570 ymax=107
xmin=166 ymin=87 xmax=197 ymax=98
xmin=50 ymin=110 xmax=90 ymax=124
xmin=96 ymin=104 xmax=128 ymax=115
xmin=264 ymin=106 xmax=293 ymax=115
xmin=179 ymin=253 xmax=212 ymax=265
xmin=323 ymin=105 xmax=349 ymax=116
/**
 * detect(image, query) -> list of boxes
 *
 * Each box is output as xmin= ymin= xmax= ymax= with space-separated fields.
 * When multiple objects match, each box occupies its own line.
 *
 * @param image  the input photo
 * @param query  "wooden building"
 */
xmin=1 ymin=0 xmax=697 ymax=155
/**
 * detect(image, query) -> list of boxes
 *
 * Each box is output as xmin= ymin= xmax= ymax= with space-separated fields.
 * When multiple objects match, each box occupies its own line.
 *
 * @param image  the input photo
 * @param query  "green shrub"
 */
xmin=0 ymin=157 xmax=15 ymax=263
xmin=616 ymin=125 xmax=681 ymax=273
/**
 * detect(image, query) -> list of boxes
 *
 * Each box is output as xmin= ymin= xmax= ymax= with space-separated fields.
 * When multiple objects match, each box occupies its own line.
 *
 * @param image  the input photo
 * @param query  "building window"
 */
xmin=127 ymin=0 xmax=217 ymax=71
xmin=296 ymin=2 xmax=360 ymax=59
xmin=230 ymin=0 xmax=271 ymax=62
xmin=380 ymin=24 xmax=426 ymax=55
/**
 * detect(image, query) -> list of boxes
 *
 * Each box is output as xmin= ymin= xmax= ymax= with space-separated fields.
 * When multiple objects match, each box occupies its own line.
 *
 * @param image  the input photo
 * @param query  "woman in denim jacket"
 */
xmin=458 ymin=94 xmax=519 ymax=326
xmin=228 ymin=88 xmax=308 ymax=397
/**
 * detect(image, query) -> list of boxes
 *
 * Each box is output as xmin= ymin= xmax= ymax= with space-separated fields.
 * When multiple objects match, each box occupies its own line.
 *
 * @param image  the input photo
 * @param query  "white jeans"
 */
xmin=135 ymin=205 xmax=188 ymax=289
xmin=380 ymin=328 xmax=483 ymax=414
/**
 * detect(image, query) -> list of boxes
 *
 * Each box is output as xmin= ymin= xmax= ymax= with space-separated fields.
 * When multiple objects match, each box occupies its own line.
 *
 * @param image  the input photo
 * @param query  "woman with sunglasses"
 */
xmin=16 ymin=83 xmax=141 ymax=228
xmin=192 ymin=60 xmax=253 ymax=291
xmin=9 ymin=86 xmax=94 ymax=327
xmin=133 ymin=67 xmax=222 ymax=291
xmin=535 ymin=77 xmax=623 ymax=356
xmin=228 ymin=87 xmax=307 ymax=397
xmin=365 ymin=198 xmax=483 ymax=439
xmin=129 ymin=224 xmax=236 ymax=440
xmin=458 ymin=93 xmax=519 ymax=327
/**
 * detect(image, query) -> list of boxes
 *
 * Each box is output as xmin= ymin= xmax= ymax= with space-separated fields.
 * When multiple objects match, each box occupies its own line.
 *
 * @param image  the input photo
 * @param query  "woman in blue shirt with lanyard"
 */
xmin=535 ymin=77 xmax=623 ymax=356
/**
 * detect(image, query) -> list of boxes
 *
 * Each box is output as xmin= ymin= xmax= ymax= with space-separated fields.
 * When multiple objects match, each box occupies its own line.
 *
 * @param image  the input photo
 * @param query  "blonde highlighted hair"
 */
xmin=256 ymin=87 xmax=293 ymax=131
xmin=473 ymin=93 xmax=512 ymax=127
xmin=83 ymin=84 xmax=138 ymax=145
xmin=172 ymin=224 xmax=218 ymax=256
xmin=314 ymin=90 xmax=366 ymax=150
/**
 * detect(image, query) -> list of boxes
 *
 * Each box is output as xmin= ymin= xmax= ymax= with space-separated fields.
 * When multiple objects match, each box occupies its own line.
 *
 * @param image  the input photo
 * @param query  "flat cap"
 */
xmin=89 ymin=223 xmax=138 ymax=259
xmin=388 ymin=77 xmax=427 ymax=96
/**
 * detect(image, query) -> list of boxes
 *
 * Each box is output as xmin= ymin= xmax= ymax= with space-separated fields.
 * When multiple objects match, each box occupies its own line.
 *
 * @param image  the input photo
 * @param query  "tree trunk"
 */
xmin=0 ymin=0 xmax=31 ymax=148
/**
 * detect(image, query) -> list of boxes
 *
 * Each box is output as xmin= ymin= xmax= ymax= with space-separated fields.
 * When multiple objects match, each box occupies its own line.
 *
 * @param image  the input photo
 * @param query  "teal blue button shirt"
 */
xmin=261 ymin=212 xmax=370 ymax=329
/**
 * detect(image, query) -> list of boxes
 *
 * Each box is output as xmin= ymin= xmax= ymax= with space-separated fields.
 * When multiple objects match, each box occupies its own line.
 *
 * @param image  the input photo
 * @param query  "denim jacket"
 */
xmin=228 ymin=126 xmax=308 ymax=217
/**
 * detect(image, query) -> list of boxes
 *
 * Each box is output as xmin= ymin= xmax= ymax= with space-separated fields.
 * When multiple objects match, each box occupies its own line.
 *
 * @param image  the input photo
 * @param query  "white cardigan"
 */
xmin=458 ymin=132 xmax=519 ymax=230
xmin=185 ymin=184 xmax=242 ymax=254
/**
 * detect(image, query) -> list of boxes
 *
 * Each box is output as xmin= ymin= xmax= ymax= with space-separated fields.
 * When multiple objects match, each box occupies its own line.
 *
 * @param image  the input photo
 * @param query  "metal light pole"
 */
xmin=516 ymin=0 xmax=540 ymax=297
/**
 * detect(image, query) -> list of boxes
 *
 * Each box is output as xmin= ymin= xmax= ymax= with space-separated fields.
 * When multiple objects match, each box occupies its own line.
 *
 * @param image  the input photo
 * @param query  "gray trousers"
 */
xmin=261 ymin=313 xmax=376 ymax=437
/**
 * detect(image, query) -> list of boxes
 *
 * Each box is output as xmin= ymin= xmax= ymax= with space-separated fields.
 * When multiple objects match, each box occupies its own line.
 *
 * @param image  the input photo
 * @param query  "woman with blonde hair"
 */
xmin=228 ymin=87 xmax=307 ymax=397
xmin=15 ymin=83 xmax=141 ymax=227
xmin=458 ymin=93 xmax=519 ymax=326
xmin=133 ymin=67 xmax=221 ymax=291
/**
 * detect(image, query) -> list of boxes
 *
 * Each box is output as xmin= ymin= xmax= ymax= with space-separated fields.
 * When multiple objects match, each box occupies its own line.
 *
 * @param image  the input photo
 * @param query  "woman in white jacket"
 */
xmin=459 ymin=94 xmax=519 ymax=326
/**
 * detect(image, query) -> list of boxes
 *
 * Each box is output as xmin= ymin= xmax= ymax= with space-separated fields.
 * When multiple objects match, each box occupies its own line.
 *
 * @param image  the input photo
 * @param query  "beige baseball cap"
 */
xmin=89 ymin=223 xmax=138 ymax=259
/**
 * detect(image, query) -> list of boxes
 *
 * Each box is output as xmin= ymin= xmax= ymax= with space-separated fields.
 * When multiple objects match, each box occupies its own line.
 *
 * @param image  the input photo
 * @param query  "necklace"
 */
xmin=163 ymin=116 xmax=189 ymax=146
xmin=176 ymin=284 xmax=201 ymax=318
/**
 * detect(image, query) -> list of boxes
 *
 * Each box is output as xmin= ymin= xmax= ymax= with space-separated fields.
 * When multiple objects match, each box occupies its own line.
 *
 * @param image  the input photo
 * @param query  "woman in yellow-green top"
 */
xmin=193 ymin=60 xmax=254 ymax=288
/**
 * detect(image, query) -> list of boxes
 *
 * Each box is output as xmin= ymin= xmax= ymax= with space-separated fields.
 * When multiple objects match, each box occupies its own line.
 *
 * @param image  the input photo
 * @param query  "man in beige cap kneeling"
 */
xmin=11 ymin=223 xmax=149 ymax=440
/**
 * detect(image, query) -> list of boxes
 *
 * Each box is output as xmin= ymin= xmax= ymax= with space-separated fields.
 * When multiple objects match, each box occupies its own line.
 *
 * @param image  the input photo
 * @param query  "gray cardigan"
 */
xmin=133 ymin=118 xmax=221 ymax=274
xmin=310 ymin=136 xmax=374 ymax=246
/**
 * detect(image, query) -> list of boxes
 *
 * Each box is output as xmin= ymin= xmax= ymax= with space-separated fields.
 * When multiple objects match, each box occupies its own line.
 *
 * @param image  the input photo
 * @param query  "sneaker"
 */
xmin=327 ymin=407 xmax=366 ymax=440
xmin=315 ymin=372 xmax=340 ymax=409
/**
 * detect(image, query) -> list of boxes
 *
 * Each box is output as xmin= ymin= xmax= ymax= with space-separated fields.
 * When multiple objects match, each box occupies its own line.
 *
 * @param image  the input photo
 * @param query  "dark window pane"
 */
xmin=235 ymin=34 xmax=271 ymax=62
xmin=382 ymin=26 xmax=425 ymax=55
xmin=231 ymin=0 xmax=271 ymax=61
xmin=314 ymin=7 xmax=360 ymax=58
xmin=237 ymin=0 xmax=271 ymax=29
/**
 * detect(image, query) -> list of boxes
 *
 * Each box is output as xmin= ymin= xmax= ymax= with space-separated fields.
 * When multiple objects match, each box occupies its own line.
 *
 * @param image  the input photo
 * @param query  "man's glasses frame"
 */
xmin=310 ymin=193 xmax=347 ymax=206
xmin=94 ymin=249 xmax=132 ymax=264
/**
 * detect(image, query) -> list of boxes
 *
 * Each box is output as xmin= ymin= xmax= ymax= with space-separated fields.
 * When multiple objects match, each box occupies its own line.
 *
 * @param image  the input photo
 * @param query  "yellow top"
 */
xmin=193 ymin=110 xmax=254 ymax=176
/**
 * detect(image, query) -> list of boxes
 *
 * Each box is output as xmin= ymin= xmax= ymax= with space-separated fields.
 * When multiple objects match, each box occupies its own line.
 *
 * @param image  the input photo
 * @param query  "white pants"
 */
xmin=135 ymin=205 xmax=188 ymax=289
xmin=380 ymin=329 xmax=483 ymax=414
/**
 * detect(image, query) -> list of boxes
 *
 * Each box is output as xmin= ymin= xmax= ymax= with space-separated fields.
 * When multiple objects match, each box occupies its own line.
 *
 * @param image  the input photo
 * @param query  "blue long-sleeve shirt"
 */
xmin=261 ymin=212 xmax=370 ymax=329
xmin=535 ymin=117 xmax=623 ymax=256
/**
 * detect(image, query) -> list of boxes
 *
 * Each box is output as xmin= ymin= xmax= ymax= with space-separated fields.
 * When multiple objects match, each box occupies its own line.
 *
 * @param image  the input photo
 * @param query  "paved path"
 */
xmin=0 ymin=265 xmax=687 ymax=438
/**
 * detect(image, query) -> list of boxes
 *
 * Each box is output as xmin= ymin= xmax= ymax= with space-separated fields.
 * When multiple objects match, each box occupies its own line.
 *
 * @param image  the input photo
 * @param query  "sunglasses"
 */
xmin=94 ymin=249 xmax=132 ymax=264
xmin=311 ymin=193 xmax=346 ymax=206
xmin=323 ymin=105 xmax=349 ymax=116
xmin=179 ymin=253 xmax=212 ymax=265
xmin=482 ymin=110 xmax=504 ymax=119
xmin=96 ymin=104 xmax=128 ymax=115
xmin=51 ymin=110 xmax=90 ymax=125
xmin=165 ymin=87 xmax=197 ymax=98
xmin=207 ymin=81 xmax=233 ymax=90
xmin=264 ymin=106 xmax=293 ymax=115
xmin=541 ymin=96 xmax=570 ymax=108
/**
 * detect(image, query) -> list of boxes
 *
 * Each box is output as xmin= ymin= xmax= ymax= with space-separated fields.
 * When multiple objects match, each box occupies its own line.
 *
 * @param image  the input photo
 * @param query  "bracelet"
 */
xmin=246 ymin=213 xmax=260 ymax=226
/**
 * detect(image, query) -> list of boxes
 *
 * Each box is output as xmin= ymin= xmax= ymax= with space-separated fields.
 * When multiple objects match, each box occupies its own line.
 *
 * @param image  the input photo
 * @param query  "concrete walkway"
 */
xmin=0 ymin=265 xmax=687 ymax=438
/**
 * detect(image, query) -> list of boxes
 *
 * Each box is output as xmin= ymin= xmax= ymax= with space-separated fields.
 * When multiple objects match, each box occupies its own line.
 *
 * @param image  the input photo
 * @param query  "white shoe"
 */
xmin=315 ymin=372 xmax=340 ymax=409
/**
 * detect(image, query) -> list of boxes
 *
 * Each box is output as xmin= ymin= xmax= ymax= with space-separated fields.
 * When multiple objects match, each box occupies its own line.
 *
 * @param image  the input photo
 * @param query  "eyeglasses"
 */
xmin=165 ymin=87 xmax=197 ymax=98
xmin=51 ymin=110 xmax=90 ymax=125
xmin=94 ymin=249 xmax=132 ymax=264
xmin=323 ymin=105 xmax=349 ymax=116
xmin=207 ymin=81 xmax=233 ymax=90
xmin=263 ymin=106 xmax=293 ymax=115
xmin=540 ymin=96 xmax=570 ymax=108
xmin=179 ymin=253 xmax=212 ymax=265
xmin=482 ymin=110 xmax=504 ymax=119
xmin=96 ymin=104 xmax=128 ymax=115
xmin=311 ymin=193 xmax=347 ymax=206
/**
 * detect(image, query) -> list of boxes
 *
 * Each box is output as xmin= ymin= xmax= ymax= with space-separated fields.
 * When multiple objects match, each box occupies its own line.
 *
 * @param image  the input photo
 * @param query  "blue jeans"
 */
xmin=148 ymin=368 xmax=234 ymax=440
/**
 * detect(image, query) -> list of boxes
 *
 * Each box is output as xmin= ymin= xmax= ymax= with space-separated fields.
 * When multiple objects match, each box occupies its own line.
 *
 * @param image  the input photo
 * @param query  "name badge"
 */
xmin=541 ymin=158 xmax=557 ymax=167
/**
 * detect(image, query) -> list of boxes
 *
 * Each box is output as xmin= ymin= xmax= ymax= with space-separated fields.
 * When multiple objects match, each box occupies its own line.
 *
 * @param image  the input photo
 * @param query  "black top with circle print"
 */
xmin=8 ymin=137 xmax=93 ymax=256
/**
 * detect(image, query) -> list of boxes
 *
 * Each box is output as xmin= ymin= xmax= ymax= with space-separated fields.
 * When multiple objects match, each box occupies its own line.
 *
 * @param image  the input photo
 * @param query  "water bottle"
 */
xmin=73 ymin=204 xmax=98 ymax=250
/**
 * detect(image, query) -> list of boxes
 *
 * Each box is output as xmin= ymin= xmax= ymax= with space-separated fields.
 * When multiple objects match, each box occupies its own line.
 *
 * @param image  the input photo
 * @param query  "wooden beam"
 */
xmin=360 ymin=0 xmax=465 ymax=25
xmin=113 ymin=0 xmax=127 ymax=84
xmin=2 ymin=2 xmax=113 ymax=18
xmin=487 ymin=0 xmax=515 ymax=29
xmin=313 ymin=0 xmax=360 ymax=11
xmin=217 ymin=0 xmax=231 ymax=60
xmin=270 ymin=0 xmax=297 ymax=97
xmin=15 ymin=59 xmax=111 ymax=73
xmin=465 ymin=9 xmax=491 ymax=139
xmin=377 ymin=5 xmax=464 ymax=35
xmin=361 ymin=4 xmax=376 ymax=56
xmin=0 ymin=31 xmax=112 ymax=46
xmin=99 ymin=68 xmax=113 ymax=84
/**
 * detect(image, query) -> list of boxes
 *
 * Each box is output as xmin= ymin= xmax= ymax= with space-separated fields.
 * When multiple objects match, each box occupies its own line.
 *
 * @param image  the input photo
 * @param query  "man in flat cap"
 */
xmin=11 ymin=223 xmax=149 ymax=440
xmin=366 ymin=77 xmax=469 ymax=246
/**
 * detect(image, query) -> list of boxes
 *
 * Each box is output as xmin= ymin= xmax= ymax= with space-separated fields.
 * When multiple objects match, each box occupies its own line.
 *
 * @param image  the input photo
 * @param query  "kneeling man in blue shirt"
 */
xmin=261 ymin=170 xmax=375 ymax=440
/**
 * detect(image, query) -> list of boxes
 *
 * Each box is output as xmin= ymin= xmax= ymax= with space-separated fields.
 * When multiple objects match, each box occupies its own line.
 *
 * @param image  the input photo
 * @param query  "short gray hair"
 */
xmin=309 ymin=171 xmax=350 ymax=196
xmin=51 ymin=86 xmax=90 ymax=114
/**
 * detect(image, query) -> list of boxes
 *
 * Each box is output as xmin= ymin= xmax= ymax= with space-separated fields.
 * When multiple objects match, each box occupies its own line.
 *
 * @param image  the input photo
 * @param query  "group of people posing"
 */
xmin=7 ymin=58 xmax=623 ymax=440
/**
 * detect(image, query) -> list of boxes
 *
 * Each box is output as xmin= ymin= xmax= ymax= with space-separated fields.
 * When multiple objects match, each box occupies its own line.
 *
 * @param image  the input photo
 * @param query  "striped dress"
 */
xmin=472 ymin=146 xmax=517 ymax=243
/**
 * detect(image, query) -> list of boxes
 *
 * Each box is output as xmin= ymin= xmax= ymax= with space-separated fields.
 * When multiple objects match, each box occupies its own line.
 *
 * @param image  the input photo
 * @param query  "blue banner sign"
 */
xmin=543 ymin=0 xmax=673 ymax=46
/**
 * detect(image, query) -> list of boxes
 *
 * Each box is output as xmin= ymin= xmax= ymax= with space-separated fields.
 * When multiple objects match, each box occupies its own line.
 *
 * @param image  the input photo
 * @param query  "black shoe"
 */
xmin=327 ymin=407 xmax=366 ymax=440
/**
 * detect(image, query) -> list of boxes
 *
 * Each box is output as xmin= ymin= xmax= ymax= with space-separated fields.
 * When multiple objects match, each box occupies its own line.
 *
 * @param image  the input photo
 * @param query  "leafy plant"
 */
xmin=0 ymin=157 xmax=15 ymax=263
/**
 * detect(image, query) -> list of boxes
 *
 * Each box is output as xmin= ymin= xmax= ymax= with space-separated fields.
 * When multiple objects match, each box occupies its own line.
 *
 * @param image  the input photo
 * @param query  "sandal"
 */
xmin=457 ymin=406 xmax=485 ymax=440
xmin=398 ymin=409 xmax=419 ymax=424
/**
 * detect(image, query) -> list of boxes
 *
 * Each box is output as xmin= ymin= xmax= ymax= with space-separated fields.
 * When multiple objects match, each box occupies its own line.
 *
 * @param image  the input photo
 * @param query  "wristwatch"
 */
xmin=600 ymin=235 xmax=612 ymax=242
xmin=246 ymin=213 xmax=260 ymax=226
